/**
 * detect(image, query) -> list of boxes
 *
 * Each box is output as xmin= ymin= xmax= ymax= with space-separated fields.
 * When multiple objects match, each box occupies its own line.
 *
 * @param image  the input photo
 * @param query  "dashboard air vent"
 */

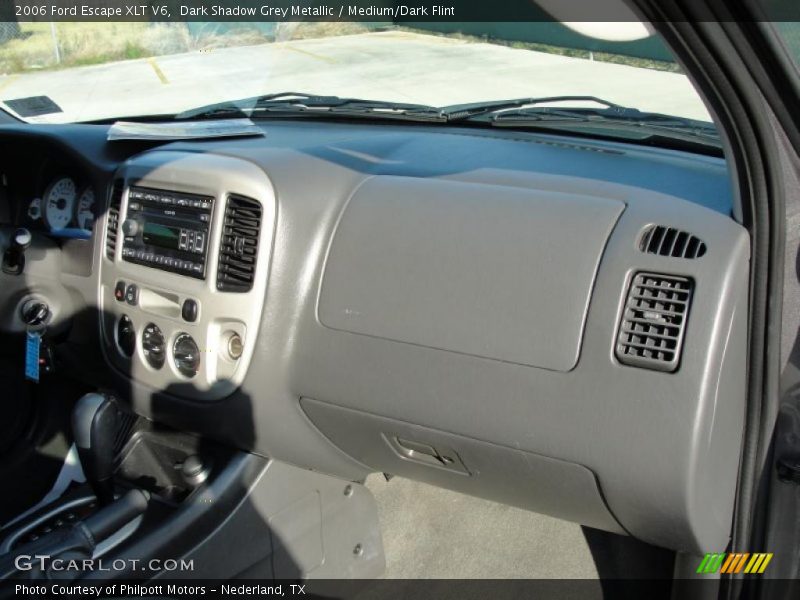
xmin=105 ymin=180 xmax=123 ymax=260
xmin=616 ymin=272 xmax=693 ymax=372
xmin=640 ymin=225 xmax=706 ymax=259
xmin=216 ymin=195 xmax=262 ymax=292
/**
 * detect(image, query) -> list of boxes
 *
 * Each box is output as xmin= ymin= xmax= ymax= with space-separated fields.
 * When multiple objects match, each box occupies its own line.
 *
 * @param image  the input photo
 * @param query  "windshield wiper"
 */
xmin=442 ymin=95 xmax=720 ymax=144
xmin=177 ymin=92 xmax=446 ymax=122
xmin=442 ymin=96 xmax=628 ymax=120
xmin=175 ymin=93 xmax=719 ymax=151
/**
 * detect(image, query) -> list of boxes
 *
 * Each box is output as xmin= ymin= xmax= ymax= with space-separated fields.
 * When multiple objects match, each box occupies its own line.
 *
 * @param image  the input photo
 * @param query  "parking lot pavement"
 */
xmin=0 ymin=31 xmax=710 ymax=123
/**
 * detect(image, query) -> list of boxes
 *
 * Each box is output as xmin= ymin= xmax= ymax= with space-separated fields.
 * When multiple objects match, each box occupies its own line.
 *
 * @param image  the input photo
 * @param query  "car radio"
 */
xmin=120 ymin=187 xmax=213 ymax=279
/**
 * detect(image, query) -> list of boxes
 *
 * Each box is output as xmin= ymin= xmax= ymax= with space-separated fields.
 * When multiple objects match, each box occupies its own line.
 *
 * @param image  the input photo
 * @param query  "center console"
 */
xmin=98 ymin=151 xmax=276 ymax=401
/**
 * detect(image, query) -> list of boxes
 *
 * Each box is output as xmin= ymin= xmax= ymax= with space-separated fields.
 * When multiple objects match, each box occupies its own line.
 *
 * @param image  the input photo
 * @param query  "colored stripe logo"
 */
xmin=697 ymin=553 xmax=773 ymax=574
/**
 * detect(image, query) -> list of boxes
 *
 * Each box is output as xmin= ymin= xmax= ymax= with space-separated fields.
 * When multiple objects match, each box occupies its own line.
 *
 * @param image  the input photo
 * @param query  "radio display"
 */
xmin=143 ymin=222 xmax=181 ymax=250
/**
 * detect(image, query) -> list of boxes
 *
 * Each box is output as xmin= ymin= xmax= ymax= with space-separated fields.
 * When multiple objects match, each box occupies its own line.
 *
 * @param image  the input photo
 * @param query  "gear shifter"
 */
xmin=72 ymin=394 xmax=125 ymax=506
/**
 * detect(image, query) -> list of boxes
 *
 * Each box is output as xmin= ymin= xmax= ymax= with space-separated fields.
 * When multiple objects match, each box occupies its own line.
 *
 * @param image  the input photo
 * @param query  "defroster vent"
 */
xmin=217 ymin=195 xmax=262 ymax=292
xmin=616 ymin=272 xmax=693 ymax=372
xmin=105 ymin=180 xmax=123 ymax=260
xmin=640 ymin=225 xmax=706 ymax=259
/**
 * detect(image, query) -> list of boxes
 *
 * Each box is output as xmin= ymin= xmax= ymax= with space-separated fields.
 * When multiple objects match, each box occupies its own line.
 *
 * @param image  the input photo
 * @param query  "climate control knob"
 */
xmin=142 ymin=323 xmax=165 ymax=369
xmin=117 ymin=315 xmax=135 ymax=357
xmin=173 ymin=333 xmax=200 ymax=378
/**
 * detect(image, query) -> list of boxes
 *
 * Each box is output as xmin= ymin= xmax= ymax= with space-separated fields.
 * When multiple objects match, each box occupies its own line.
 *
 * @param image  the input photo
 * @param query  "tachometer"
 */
xmin=43 ymin=177 xmax=77 ymax=231
xmin=75 ymin=186 xmax=95 ymax=231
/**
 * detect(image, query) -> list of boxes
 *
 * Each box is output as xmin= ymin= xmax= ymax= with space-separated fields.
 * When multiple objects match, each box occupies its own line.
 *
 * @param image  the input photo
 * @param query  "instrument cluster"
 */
xmin=25 ymin=174 xmax=96 ymax=239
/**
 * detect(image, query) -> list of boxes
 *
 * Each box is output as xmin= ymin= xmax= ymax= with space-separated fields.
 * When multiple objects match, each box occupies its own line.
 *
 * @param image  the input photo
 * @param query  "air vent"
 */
xmin=616 ymin=272 xmax=693 ymax=372
xmin=105 ymin=180 xmax=123 ymax=260
xmin=640 ymin=225 xmax=706 ymax=259
xmin=216 ymin=195 xmax=262 ymax=292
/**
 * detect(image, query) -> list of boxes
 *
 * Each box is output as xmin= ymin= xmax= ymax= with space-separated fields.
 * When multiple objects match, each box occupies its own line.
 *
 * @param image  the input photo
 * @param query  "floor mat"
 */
xmin=365 ymin=474 xmax=600 ymax=579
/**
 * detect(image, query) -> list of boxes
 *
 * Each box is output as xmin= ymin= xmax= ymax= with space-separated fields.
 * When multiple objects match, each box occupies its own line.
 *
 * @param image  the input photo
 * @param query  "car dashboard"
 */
xmin=0 ymin=119 xmax=748 ymax=556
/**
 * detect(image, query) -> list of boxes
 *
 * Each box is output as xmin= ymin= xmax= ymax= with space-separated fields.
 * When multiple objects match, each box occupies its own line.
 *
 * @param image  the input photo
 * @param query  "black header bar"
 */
xmin=3 ymin=0 xmax=799 ymax=23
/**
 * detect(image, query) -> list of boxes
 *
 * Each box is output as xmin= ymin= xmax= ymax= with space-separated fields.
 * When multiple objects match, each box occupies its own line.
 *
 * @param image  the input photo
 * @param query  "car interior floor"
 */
xmin=365 ymin=474 xmax=599 ymax=579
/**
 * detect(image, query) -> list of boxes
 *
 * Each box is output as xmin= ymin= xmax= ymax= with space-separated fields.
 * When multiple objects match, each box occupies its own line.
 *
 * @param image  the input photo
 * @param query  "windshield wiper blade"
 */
xmin=177 ymin=92 xmax=446 ymax=122
xmin=496 ymin=106 xmax=717 ymax=133
xmin=443 ymin=95 xmax=718 ymax=136
xmin=442 ymin=96 xmax=627 ymax=121
xmin=493 ymin=110 xmax=719 ymax=141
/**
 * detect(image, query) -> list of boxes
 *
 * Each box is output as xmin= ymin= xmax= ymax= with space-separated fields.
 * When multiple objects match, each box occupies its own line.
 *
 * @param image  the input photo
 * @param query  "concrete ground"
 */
xmin=365 ymin=474 xmax=601 ymax=579
xmin=0 ymin=31 xmax=710 ymax=123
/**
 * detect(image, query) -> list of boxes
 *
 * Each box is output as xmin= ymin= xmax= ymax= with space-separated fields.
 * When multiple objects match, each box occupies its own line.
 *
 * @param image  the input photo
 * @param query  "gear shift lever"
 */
xmin=72 ymin=394 xmax=125 ymax=506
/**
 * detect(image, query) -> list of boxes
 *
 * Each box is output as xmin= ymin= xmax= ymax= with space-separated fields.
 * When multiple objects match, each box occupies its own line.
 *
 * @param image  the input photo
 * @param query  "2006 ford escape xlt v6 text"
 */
xmin=0 ymin=1 xmax=799 ymax=598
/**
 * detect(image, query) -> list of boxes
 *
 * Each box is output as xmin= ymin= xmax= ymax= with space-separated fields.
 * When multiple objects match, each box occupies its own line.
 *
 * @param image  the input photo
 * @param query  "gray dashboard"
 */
xmin=0 ymin=121 xmax=747 ymax=556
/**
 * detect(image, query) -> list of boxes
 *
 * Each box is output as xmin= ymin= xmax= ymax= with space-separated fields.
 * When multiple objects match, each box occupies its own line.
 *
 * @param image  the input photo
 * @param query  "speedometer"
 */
xmin=75 ymin=186 xmax=95 ymax=231
xmin=43 ymin=177 xmax=77 ymax=232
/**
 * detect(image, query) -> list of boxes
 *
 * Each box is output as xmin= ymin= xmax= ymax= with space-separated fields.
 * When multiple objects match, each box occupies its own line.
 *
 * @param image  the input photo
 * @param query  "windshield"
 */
xmin=0 ymin=19 xmax=711 ymax=125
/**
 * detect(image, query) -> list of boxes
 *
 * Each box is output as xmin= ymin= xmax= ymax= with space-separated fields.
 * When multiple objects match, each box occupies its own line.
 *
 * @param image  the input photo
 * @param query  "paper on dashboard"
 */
xmin=107 ymin=119 xmax=264 ymax=141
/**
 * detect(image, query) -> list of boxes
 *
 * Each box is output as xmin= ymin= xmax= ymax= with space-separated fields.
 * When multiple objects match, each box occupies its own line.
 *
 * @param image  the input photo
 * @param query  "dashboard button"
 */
xmin=114 ymin=281 xmax=126 ymax=302
xmin=181 ymin=299 xmax=198 ymax=323
xmin=125 ymin=284 xmax=138 ymax=306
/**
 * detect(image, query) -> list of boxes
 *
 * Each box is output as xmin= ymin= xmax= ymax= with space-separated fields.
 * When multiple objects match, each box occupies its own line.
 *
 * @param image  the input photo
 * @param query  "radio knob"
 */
xmin=121 ymin=219 xmax=139 ymax=237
